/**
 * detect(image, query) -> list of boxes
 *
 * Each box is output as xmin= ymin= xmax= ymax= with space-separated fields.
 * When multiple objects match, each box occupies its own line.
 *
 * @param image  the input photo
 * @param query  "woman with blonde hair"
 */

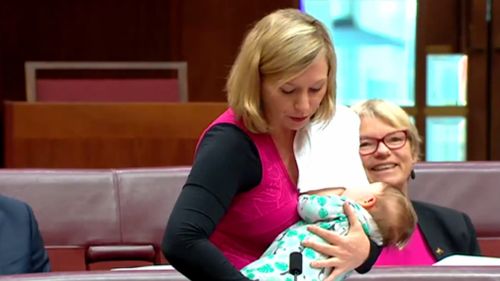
xmin=163 ymin=9 xmax=380 ymax=281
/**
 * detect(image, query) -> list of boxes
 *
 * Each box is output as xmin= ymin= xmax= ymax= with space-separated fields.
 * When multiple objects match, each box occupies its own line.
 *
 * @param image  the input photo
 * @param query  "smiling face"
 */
xmin=261 ymin=53 xmax=328 ymax=134
xmin=359 ymin=116 xmax=417 ymax=193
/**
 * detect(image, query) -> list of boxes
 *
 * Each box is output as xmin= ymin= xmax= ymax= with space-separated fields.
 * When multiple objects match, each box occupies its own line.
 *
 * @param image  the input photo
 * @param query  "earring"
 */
xmin=410 ymin=169 xmax=416 ymax=180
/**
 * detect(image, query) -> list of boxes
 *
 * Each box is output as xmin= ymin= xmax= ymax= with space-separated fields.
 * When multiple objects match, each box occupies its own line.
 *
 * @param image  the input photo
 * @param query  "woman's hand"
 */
xmin=302 ymin=202 xmax=370 ymax=281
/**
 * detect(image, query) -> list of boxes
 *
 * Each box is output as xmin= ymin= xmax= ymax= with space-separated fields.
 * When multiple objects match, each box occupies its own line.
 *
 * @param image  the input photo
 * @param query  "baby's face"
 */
xmin=342 ymin=182 xmax=385 ymax=203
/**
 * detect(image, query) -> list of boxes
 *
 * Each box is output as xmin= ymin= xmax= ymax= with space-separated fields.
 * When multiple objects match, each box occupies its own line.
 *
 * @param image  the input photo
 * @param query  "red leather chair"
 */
xmin=410 ymin=162 xmax=500 ymax=257
xmin=0 ymin=169 xmax=120 ymax=271
xmin=115 ymin=167 xmax=189 ymax=265
xmin=0 ymin=167 xmax=189 ymax=271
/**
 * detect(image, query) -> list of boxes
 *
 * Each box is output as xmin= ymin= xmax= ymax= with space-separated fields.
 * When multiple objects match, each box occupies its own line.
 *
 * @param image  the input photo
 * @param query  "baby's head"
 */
xmin=343 ymin=182 xmax=417 ymax=248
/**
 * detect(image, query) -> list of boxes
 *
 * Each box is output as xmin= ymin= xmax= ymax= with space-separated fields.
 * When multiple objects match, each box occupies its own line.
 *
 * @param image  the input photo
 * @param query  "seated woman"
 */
xmin=351 ymin=99 xmax=481 ymax=264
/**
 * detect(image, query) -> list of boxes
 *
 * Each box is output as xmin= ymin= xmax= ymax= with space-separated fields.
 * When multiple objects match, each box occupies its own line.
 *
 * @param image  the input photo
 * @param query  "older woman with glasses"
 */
xmin=351 ymin=99 xmax=481 ymax=265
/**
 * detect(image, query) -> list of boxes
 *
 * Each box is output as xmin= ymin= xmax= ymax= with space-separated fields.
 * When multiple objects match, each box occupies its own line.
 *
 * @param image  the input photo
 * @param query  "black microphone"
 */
xmin=289 ymin=251 xmax=303 ymax=280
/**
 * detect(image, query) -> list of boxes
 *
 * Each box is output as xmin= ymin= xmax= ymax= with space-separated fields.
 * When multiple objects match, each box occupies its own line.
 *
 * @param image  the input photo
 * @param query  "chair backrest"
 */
xmin=0 ymin=169 xmax=120 ymax=271
xmin=115 ymin=167 xmax=190 ymax=264
xmin=0 ymin=163 xmax=499 ymax=271
xmin=409 ymin=161 xmax=500 ymax=257
xmin=0 ymin=167 xmax=190 ymax=271
xmin=25 ymin=61 xmax=188 ymax=102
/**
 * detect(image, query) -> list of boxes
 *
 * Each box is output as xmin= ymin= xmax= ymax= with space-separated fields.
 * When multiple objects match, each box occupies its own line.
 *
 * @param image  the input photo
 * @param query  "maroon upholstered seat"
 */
xmin=410 ymin=162 xmax=500 ymax=257
xmin=25 ymin=61 xmax=188 ymax=102
xmin=0 ymin=162 xmax=498 ymax=271
xmin=0 ymin=167 xmax=189 ymax=271
xmin=0 ymin=169 xmax=119 ymax=271
xmin=115 ymin=167 xmax=189 ymax=265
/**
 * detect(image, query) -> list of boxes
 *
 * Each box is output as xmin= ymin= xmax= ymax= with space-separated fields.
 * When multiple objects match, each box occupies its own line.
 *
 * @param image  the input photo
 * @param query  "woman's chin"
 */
xmin=369 ymin=173 xmax=402 ymax=188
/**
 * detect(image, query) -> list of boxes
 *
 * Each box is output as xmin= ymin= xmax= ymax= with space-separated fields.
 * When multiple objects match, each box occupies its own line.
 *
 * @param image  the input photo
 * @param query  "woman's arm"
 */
xmin=162 ymin=124 xmax=261 ymax=281
xmin=302 ymin=203 xmax=381 ymax=281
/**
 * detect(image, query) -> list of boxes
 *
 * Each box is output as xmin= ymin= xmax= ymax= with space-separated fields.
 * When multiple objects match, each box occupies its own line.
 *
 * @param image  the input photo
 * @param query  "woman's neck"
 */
xmin=269 ymin=127 xmax=295 ymax=147
xmin=401 ymin=182 xmax=409 ymax=196
xmin=269 ymin=127 xmax=298 ymax=184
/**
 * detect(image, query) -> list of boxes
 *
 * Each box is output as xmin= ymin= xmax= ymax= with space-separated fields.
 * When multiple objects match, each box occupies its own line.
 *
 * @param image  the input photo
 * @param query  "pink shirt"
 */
xmin=207 ymin=109 xmax=300 ymax=269
xmin=375 ymin=226 xmax=436 ymax=266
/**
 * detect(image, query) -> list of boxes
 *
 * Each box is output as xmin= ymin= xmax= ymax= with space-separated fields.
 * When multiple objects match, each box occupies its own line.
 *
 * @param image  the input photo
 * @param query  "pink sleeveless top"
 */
xmin=375 ymin=226 xmax=435 ymax=266
xmin=206 ymin=109 xmax=300 ymax=269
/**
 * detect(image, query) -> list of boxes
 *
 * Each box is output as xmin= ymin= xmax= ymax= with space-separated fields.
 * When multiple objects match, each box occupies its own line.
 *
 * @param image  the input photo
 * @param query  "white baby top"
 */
xmin=294 ymin=105 xmax=370 ymax=193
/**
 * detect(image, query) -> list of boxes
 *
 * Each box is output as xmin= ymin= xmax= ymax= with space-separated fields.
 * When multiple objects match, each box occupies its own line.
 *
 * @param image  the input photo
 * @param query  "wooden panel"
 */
xmin=491 ymin=0 xmax=500 ymax=160
xmin=415 ymin=0 xmax=461 ymax=158
xmin=0 ymin=0 xmax=297 ymax=167
xmin=179 ymin=0 xmax=300 ymax=102
xmin=466 ymin=0 xmax=489 ymax=160
xmin=0 ymin=0 xmax=298 ymax=103
xmin=417 ymin=0 xmax=490 ymax=160
xmin=0 ymin=0 xmax=179 ymax=101
xmin=4 ymin=102 xmax=227 ymax=168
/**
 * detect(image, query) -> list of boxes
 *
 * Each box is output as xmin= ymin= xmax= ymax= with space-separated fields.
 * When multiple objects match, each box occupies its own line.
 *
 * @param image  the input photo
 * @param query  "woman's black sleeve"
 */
xmin=162 ymin=123 xmax=261 ymax=281
xmin=355 ymin=240 xmax=382 ymax=273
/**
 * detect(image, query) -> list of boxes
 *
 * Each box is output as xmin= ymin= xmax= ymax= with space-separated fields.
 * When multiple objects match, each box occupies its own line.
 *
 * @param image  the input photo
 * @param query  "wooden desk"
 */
xmin=4 ymin=102 xmax=227 ymax=168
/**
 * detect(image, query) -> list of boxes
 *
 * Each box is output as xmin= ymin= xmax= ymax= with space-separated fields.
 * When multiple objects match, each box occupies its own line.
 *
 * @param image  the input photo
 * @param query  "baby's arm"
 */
xmin=298 ymin=190 xmax=346 ymax=223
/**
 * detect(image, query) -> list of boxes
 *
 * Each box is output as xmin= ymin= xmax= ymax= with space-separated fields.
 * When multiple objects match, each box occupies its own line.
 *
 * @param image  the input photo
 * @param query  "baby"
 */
xmin=241 ymin=182 xmax=417 ymax=281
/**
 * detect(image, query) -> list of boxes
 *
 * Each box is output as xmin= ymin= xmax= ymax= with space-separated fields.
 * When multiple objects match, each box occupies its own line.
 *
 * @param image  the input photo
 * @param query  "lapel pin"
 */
xmin=435 ymin=248 xmax=444 ymax=255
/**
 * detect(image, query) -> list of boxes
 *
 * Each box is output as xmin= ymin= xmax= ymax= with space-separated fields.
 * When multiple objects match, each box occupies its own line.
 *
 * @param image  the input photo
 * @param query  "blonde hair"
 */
xmin=351 ymin=99 xmax=422 ymax=160
xmin=227 ymin=8 xmax=336 ymax=133
xmin=370 ymin=183 xmax=417 ymax=248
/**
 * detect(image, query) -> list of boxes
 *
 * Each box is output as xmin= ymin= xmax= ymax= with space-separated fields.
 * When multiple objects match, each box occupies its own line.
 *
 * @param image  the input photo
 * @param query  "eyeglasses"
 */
xmin=359 ymin=130 xmax=408 ymax=156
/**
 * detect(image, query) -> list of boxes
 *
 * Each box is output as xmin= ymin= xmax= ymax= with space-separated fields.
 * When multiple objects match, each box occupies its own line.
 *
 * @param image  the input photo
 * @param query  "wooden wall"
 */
xmin=0 ymin=0 xmax=299 ymax=102
xmin=415 ymin=0 xmax=500 ymax=160
xmin=4 ymin=102 xmax=228 ymax=168
xmin=0 ymin=0 xmax=298 ymax=167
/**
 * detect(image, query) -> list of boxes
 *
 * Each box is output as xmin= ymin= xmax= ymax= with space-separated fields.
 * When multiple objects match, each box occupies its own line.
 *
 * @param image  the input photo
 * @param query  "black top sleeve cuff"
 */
xmin=355 ymin=240 xmax=382 ymax=274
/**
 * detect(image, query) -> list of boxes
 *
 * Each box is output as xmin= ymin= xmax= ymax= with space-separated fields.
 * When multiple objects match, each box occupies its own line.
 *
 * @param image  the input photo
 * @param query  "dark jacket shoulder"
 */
xmin=0 ymin=195 xmax=51 ymax=274
xmin=413 ymin=200 xmax=471 ymax=226
xmin=412 ymin=200 xmax=481 ymax=260
xmin=0 ymin=195 xmax=31 ymax=220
